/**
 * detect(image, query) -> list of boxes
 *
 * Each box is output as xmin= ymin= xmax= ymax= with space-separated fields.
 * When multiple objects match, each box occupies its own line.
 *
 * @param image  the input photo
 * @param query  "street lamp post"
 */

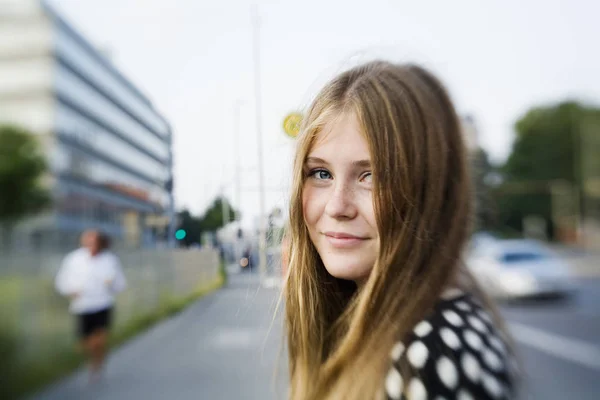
xmin=252 ymin=6 xmax=268 ymax=284
xmin=221 ymin=185 xmax=231 ymax=228
xmin=233 ymin=100 xmax=243 ymax=218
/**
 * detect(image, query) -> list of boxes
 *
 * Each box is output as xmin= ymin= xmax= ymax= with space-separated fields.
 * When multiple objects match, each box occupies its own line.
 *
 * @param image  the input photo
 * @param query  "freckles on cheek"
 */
xmin=302 ymin=186 xmax=319 ymax=229
xmin=301 ymin=189 xmax=312 ymax=229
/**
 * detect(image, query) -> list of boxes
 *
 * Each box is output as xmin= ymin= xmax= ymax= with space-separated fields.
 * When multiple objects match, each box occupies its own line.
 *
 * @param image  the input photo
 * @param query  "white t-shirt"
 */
xmin=55 ymin=248 xmax=127 ymax=314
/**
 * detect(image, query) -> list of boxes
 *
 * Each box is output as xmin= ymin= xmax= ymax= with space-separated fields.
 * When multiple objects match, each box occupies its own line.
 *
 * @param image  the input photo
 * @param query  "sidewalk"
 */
xmin=32 ymin=271 xmax=288 ymax=400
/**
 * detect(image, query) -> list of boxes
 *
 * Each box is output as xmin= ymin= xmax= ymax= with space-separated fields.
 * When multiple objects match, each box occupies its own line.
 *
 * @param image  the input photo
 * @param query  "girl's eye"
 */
xmin=309 ymin=169 xmax=332 ymax=180
xmin=360 ymin=172 xmax=372 ymax=183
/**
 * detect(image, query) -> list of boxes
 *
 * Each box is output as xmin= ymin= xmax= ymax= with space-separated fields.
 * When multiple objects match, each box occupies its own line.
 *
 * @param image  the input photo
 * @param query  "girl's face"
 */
xmin=302 ymin=113 xmax=379 ymax=283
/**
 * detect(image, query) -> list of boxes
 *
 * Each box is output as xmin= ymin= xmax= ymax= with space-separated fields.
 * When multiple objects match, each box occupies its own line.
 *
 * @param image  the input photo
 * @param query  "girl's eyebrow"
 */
xmin=305 ymin=157 xmax=371 ymax=168
xmin=352 ymin=160 xmax=371 ymax=168
xmin=305 ymin=156 xmax=328 ymax=165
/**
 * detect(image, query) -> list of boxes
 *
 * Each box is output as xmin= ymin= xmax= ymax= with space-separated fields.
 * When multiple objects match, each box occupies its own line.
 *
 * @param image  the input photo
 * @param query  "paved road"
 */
xmin=34 ymin=271 xmax=287 ymax=400
xmin=33 ymin=271 xmax=600 ymax=400
xmin=501 ymin=278 xmax=600 ymax=400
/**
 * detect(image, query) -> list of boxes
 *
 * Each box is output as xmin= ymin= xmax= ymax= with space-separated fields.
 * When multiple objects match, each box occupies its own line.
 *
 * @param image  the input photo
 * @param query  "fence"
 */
xmin=0 ymin=247 xmax=220 ymax=373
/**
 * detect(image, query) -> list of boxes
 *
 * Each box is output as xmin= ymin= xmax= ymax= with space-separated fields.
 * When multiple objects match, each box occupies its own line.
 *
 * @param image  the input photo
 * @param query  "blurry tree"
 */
xmin=503 ymin=101 xmax=587 ymax=183
xmin=471 ymin=147 xmax=497 ymax=230
xmin=0 ymin=125 xmax=51 ymax=244
xmin=199 ymin=197 xmax=238 ymax=232
xmin=497 ymin=101 xmax=600 ymax=238
xmin=175 ymin=197 xmax=238 ymax=247
xmin=175 ymin=209 xmax=203 ymax=247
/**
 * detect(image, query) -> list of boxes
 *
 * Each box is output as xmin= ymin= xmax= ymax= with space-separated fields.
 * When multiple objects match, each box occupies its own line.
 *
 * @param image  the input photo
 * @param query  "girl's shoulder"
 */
xmin=385 ymin=291 xmax=518 ymax=400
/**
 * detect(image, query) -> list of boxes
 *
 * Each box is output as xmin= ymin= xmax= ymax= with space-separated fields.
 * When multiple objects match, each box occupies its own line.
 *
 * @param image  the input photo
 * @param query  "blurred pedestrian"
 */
xmin=55 ymin=230 xmax=127 ymax=384
xmin=284 ymin=61 xmax=518 ymax=399
xmin=241 ymin=246 xmax=253 ymax=271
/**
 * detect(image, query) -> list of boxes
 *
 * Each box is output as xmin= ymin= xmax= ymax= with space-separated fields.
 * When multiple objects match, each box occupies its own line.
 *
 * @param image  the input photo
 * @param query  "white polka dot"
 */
xmin=482 ymin=370 xmax=504 ymax=398
xmin=464 ymin=329 xmax=483 ymax=351
xmin=489 ymin=336 xmax=506 ymax=355
xmin=385 ymin=367 xmax=403 ymax=399
xmin=440 ymin=327 xmax=462 ymax=350
xmin=408 ymin=378 xmax=427 ymax=400
xmin=483 ymin=347 xmax=504 ymax=371
xmin=443 ymin=310 xmax=464 ymax=327
xmin=467 ymin=315 xmax=488 ymax=333
xmin=441 ymin=288 xmax=464 ymax=300
xmin=457 ymin=389 xmax=474 ymax=400
xmin=456 ymin=301 xmax=472 ymax=312
xmin=390 ymin=341 xmax=405 ymax=361
xmin=461 ymin=352 xmax=481 ymax=383
xmin=407 ymin=341 xmax=429 ymax=369
xmin=414 ymin=320 xmax=433 ymax=337
xmin=436 ymin=356 xmax=458 ymax=389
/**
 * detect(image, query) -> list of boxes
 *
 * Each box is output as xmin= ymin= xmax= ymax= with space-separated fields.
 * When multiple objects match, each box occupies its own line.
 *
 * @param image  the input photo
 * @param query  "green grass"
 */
xmin=0 ymin=273 xmax=225 ymax=400
xmin=1 ymin=346 xmax=84 ymax=400
xmin=218 ymin=259 xmax=227 ymax=285
xmin=110 ymin=274 xmax=224 ymax=349
xmin=0 ymin=277 xmax=25 ymax=326
xmin=0 ymin=277 xmax=22 ymax=300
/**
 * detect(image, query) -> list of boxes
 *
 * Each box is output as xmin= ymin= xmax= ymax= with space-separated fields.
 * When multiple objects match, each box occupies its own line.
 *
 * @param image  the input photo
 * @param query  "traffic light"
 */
xmin=175 ymin=229 xmax=187 ymax=240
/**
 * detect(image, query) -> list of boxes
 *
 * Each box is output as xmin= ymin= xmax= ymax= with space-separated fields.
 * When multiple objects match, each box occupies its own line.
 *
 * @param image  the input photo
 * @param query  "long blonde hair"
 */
xmin=285 ymin=61 xmax=479 ymax=399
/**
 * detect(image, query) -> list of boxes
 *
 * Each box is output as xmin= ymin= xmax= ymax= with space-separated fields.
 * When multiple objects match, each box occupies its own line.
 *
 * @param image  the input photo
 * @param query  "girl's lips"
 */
xmin=323 ymin=232 xmax=369 ymax=248
xmin=323 ymin=231 xmax=368 ymax=239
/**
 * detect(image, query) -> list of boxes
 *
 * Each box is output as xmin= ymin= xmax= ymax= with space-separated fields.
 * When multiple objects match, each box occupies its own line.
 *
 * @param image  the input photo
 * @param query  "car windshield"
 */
xmin=499 ymin=251 xmax=547 ymax=264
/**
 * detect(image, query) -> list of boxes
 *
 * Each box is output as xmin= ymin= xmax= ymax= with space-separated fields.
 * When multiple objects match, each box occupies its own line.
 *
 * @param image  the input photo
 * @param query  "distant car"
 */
xmin=467 ymin=239 xmax=575 ymax=299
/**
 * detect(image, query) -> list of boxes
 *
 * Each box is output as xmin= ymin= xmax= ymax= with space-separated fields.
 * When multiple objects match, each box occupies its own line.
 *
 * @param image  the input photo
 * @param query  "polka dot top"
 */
xmin=384 ymin=289 xmax=517 ymax=400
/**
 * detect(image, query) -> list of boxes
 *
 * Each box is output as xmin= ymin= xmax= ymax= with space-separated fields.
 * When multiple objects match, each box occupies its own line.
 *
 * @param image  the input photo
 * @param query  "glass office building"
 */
xmin=0 ymin=0 xmax=174 ymax=248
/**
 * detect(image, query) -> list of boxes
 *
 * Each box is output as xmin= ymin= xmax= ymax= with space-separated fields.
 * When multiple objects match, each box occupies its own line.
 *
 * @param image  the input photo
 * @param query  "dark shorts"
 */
xmin=77 ymin=307 xmax=113 ymax=339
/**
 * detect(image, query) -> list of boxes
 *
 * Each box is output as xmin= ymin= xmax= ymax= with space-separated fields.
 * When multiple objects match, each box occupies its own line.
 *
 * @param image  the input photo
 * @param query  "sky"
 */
xmin=49 ymin=0 xmax=600 ymax=227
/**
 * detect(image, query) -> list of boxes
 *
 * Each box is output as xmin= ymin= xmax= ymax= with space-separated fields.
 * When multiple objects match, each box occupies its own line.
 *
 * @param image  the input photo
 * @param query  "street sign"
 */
xmin=283 ymin=112 xmax=303 ymax=138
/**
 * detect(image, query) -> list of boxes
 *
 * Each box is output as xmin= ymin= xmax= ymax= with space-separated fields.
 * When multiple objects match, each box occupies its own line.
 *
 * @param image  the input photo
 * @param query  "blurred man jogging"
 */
xmin=55 ymin=230 xmax=127 ymax=384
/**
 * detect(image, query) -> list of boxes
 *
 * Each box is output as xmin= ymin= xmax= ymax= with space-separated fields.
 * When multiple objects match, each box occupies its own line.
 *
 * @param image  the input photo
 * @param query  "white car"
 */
xmin=467 ymin=239 xmax=575 ymax=299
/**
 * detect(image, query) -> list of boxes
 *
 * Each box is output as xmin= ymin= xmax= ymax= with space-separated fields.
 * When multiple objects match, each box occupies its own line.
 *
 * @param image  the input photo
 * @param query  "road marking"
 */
xmin=262 ymin=277 xmax=282 ymax=288
xmin=509 ymin=322 xmax=600 ymax=370
xmin=208 ymin=328 xmax=263 ymax=350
